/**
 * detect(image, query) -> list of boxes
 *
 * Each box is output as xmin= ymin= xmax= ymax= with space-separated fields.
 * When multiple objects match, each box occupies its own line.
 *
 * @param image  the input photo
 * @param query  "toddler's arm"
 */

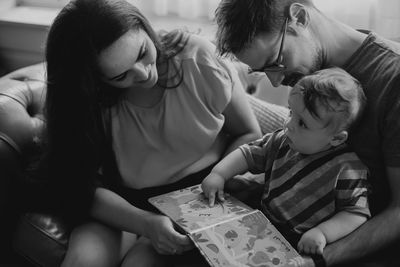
xmin=298 ymin=211 xmax=367 ymax=255
xmin=201 ymin=149 xmax=248 ymax=206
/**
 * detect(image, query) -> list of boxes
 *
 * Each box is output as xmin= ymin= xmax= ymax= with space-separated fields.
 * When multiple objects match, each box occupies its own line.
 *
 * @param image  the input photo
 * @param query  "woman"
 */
xmin=43 ymin=0 xmax=261 ymax=266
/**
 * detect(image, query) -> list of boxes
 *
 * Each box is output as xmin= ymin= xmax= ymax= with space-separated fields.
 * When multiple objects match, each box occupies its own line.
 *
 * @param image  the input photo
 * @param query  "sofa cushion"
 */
xmin=246 ymin=94 xmax=288 ymax=134
xmin=13 ymin=213 xmax=69 ymax=266
xmin=0 ymin=63 xmax=46 ymax=158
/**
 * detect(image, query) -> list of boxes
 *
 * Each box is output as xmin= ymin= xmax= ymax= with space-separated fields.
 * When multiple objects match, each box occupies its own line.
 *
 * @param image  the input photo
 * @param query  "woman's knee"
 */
xmin=121 ymin=237 xmax=171 ymax=267
xmin=61 ymin=221 xmax=123 ymax=267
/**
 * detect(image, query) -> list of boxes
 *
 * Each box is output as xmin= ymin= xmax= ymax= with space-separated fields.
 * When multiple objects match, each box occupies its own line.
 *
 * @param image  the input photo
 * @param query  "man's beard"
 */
xmin=282 ymin=47 xmax=324 ymax=87
xmin=282 ymin=72 xmax=306 ymax=87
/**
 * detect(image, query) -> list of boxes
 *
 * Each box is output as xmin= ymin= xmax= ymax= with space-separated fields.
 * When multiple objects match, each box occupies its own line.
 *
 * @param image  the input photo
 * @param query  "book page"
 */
xmin=189 ymin=210 xmax=304 ymax=267
xmin=148 ymin=184 xmax=253 ymax=233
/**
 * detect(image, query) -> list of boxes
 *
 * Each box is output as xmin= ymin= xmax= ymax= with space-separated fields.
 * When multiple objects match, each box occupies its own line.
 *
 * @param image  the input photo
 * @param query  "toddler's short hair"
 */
xmin=296 ymin=67 xmax=366 ymax=131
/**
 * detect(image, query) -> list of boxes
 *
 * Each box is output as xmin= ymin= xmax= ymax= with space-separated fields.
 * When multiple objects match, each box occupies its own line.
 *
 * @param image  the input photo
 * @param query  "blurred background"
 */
xmin=0 ymin=0 xmax=399 ymax=105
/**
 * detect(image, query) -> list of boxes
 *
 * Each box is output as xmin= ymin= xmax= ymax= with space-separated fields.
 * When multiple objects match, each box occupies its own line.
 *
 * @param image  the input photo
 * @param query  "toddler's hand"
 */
xmin=201 ymin=172 xmax=226 ymax=207
xmin=298 ymin=227 xmax=326 ymax=255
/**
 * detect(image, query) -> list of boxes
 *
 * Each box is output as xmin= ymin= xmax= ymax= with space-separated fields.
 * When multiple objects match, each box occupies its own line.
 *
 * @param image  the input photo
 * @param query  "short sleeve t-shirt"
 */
xmin=111 ymin=34 xmax=242 ymax=189
xmin=240 ymin=129 xmax=370 ymax=235
xmin=343 ymin=32 xmax=400 ymax=214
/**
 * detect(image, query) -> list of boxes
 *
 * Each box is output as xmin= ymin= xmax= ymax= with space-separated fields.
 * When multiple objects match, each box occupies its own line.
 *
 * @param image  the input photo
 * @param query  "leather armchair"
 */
xmin=0 ymin=63 xmax=69 ymax=266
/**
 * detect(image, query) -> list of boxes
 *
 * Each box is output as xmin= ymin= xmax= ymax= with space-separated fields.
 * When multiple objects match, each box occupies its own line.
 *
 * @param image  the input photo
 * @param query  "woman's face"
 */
xmin=98 ymin=29 xmax=158 ymax=90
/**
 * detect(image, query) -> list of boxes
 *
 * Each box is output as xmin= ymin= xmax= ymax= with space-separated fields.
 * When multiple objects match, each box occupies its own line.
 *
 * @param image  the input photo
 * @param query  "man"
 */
xmin=214 ymin=0 xmax=400 ymax=266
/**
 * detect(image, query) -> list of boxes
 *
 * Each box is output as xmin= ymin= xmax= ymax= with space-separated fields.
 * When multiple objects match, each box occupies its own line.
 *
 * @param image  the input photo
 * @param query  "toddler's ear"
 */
xmin=330 ymin=130 xmax=348 ymax=147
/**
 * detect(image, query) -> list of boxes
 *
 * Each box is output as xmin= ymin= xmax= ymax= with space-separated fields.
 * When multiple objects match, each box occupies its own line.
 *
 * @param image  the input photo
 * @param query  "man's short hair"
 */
xmin=215 ymin=0 xmax=314 ymax=56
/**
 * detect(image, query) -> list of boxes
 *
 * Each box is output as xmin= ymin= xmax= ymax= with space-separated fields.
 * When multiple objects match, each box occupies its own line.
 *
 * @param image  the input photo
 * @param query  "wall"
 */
xmin=0 ymin=6 xmax=56 ymax=74
xmin=0 ymin=22 xmax=48 ymax=74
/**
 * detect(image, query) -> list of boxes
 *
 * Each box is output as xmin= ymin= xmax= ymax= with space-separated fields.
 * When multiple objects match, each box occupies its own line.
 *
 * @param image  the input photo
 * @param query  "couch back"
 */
xmin=0 ymin=63 xmax=47 ymax=258
xmin=0 ymin=62 xmax=46 ymax=186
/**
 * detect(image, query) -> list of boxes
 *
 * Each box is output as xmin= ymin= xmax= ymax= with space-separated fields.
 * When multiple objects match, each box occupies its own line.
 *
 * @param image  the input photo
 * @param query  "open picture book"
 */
xmin=148 ymin=184 xmax=306 ymax=267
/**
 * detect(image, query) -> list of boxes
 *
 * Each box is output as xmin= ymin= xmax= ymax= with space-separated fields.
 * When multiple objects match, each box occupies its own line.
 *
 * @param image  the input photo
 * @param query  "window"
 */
xmin=314 ymin=0 xmax=400 ymax=39
xmin=16 ymin=0 xmax=400 ymax=39
xmin=18 ymin=0 xmax=69 ymax=8
xmin=18 ymin=0 xmax=220 ymax=19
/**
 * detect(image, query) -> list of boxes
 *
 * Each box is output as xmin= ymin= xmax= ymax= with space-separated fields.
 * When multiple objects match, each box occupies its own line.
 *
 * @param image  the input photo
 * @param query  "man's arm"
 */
xmin=323 ymin=166 xmax=400 ymax=266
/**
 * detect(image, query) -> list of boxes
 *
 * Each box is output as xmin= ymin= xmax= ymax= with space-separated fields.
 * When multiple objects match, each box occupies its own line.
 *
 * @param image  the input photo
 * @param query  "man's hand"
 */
xmin=298 ymin=227 xmax=327 ymax=255
xmin=201 ymin=172 xmax=226 ymax=206
xmin=143 ymin=213 xmax=193 ymax=255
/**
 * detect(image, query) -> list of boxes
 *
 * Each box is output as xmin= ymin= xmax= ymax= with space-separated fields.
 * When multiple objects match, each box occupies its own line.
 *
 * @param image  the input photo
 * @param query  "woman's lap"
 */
xmin=61 ymin=221 xmax=136 ymax=267
xmin=115 ymin=164 xmax=214 ymax=212
xmin=122 ymin=236 xmax=172 ymax=267
xmin=61 ymin=166 xmax=214 ymax=266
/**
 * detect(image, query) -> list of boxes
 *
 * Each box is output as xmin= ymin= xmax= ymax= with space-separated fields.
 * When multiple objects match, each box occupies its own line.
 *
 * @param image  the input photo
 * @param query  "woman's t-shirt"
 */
xmin=111 ymin=34 xmax=242 ymax=189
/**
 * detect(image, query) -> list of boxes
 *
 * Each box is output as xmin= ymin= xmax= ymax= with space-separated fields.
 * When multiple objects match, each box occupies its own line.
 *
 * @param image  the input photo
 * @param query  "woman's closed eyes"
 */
xmin=115 ymin=72 xmax=127 ymax=82
xmin=109 ymin=43 xmax=147 ymax=82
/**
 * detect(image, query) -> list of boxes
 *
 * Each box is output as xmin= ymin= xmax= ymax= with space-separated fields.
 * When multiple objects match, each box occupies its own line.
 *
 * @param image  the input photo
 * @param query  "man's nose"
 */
xmin=266 ymin=72 xmax=284 ymax=87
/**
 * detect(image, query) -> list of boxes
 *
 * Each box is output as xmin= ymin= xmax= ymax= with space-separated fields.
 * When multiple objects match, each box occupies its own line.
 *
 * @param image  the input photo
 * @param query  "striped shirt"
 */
xmin=240 ymin=129 xmax=370 ymax=236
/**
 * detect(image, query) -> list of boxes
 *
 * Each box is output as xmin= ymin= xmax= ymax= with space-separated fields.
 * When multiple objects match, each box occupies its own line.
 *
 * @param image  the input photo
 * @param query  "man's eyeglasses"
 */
xmin=249 ymin=18 xmax=288 ymax=74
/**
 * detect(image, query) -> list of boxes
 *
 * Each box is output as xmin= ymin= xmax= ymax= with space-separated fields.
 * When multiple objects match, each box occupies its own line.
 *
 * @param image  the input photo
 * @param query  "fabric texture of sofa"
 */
xmin=0 ymin=62 xmax=289 ymax=266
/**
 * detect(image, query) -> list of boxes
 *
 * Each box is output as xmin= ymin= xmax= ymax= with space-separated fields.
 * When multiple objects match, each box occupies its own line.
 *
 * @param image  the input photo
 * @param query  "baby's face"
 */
xmin=284 ymin=86 xmax=337 ymax=154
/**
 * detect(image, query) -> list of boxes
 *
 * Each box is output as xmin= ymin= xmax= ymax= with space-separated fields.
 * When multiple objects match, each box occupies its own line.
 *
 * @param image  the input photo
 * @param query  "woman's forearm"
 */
xmin=90 ymin=187 xmax=154 ymax=236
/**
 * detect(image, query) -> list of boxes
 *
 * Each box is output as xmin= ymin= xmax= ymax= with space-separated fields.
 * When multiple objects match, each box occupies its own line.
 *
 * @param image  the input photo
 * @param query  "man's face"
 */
xmin=235 ymin=27 xmax=322 ymax=87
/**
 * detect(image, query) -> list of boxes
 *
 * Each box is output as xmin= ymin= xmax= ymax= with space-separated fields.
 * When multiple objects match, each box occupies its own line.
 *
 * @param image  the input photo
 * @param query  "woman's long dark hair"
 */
xmin=43 ymin=0 xmax=188 ymax=224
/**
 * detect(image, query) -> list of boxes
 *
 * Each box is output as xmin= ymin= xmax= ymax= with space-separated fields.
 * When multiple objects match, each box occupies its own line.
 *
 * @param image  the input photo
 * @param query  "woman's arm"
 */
xmin=222 ymin=78 xmax=262 ymax=154
xmin=90 ymin=187 xmax=193 ymax=254
xmin=91 ymin=187 xmax=152 ymax=235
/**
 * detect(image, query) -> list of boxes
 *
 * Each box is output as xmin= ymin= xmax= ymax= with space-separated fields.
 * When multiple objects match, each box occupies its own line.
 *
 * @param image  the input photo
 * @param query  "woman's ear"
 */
xmin=288 ymin=3 xmax=310 ymax=30
xmin=330 ymin=130 xmax=348 ymax=147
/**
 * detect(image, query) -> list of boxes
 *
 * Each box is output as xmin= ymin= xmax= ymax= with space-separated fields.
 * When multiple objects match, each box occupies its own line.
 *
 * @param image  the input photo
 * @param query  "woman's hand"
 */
xmin=143 ymin=213 xmax=193 ymax=255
